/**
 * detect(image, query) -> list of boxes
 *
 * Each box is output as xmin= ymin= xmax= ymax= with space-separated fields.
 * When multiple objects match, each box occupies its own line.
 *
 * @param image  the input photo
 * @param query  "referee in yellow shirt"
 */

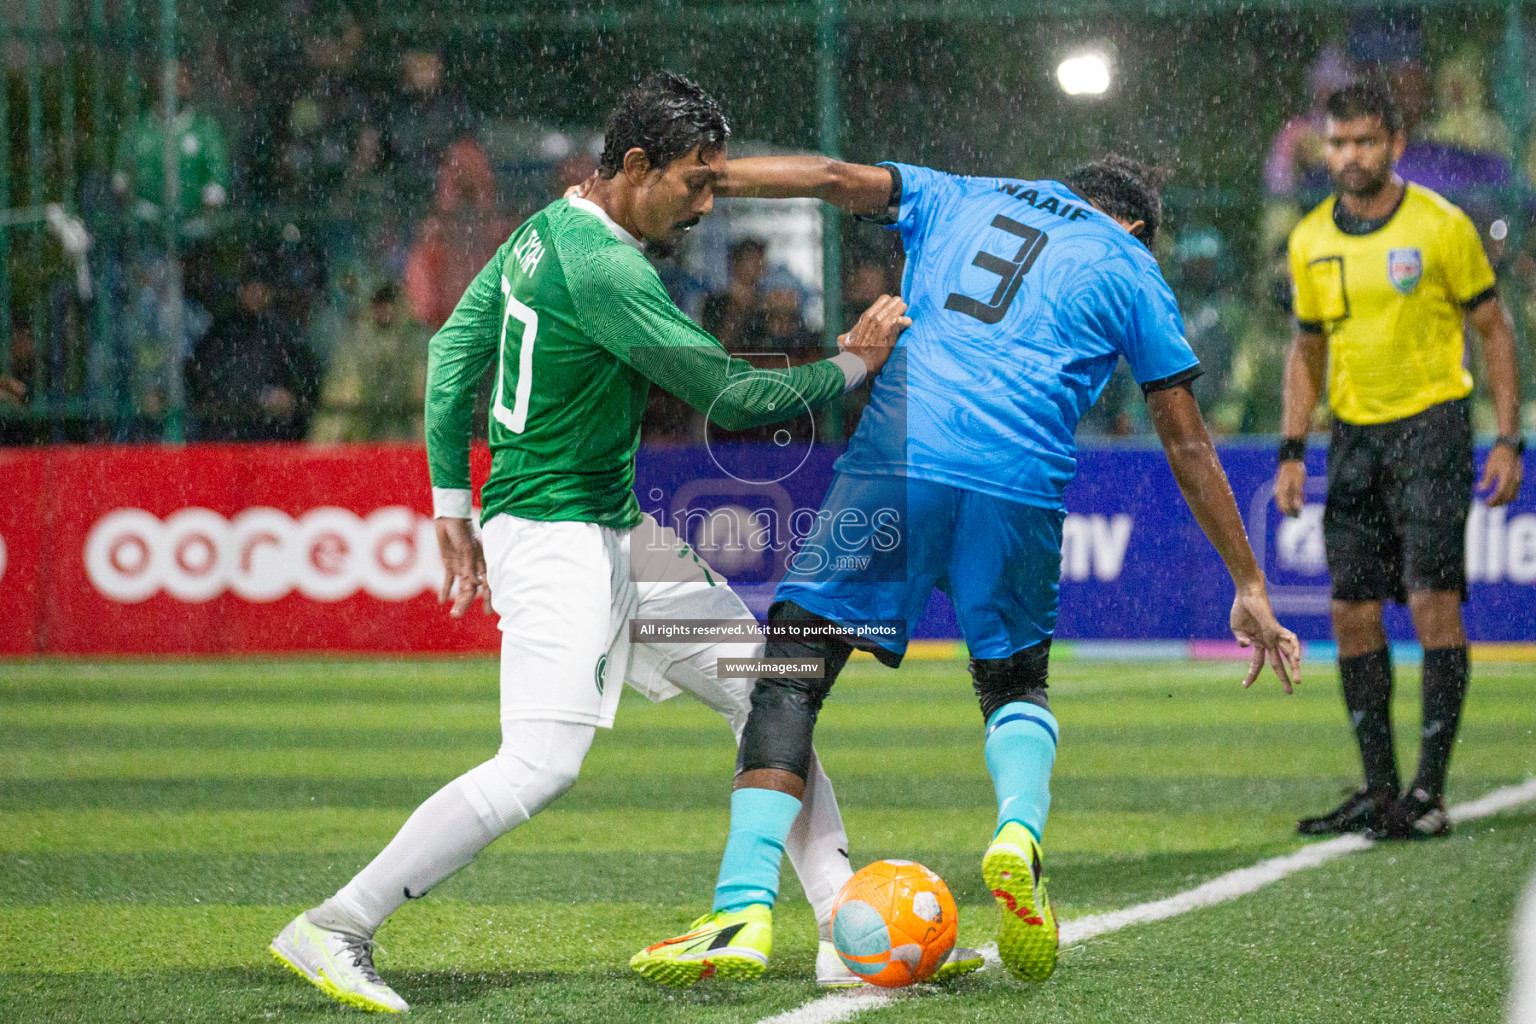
xmin=1277 ymin=81 xmax=1524 ymax=840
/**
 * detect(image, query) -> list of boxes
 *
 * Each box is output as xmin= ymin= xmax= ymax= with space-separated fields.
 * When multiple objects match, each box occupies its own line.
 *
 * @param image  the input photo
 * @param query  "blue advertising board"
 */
xmin=634 ymin=442 xmax=1534 ymax=643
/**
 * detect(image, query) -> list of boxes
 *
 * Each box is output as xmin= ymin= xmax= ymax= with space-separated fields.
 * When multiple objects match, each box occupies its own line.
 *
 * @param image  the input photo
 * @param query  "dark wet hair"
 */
xmin=598 ymin=72 xmax=731 ymax=179
xmin=1325 ymin=80 xmax=1404 ymax=135
xmin=729 ymin=237 xmax=766 ymax=263
xmin=1064 ymin=154 xmax=1165 ymax=247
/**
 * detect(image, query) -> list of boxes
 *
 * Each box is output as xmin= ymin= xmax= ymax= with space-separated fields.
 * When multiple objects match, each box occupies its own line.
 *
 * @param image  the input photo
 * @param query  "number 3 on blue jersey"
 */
xmin=944 ymin=215 xmax=1048 ymax=325
xmin=494 ymin=276 xmax=538 ymax=434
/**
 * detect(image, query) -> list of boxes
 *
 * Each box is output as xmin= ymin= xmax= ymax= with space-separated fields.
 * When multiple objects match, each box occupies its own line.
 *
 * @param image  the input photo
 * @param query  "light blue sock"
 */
xmin=712 ymin=788 xmax=803 ymax=913
xmin=984 ymin=702 xmax=1058 ymax=843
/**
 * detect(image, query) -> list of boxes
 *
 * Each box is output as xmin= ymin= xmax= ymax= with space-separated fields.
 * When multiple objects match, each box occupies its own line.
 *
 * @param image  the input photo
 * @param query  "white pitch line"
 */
xmin=756 ymin=779 xmax=1536 ymax=1024
xmin=753 ymin=990 xmax=901 ymax=1024
xmin=1513 ymin=874 xmax=1536 ymax=1024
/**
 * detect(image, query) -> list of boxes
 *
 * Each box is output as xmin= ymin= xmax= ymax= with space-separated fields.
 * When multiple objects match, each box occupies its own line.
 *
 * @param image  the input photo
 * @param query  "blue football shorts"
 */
xmin=775 ymin=472 xmax=1064 ymax=663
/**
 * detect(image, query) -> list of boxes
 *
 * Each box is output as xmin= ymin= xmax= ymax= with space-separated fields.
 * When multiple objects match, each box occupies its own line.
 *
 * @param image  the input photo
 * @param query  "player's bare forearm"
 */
xmin=1273 ymin=330 xmax=1325 ymax=517
xmin=1150 ymin=385 xmax=1299 ymax=690
xmin=718 ymin=156 xmax=892 ymax=215
xmin=1468 ymin=297 xmax=1525 ymax=505
xmin=1148 ymin=386 xmax=1265 ymax=592
xmin=1280 ymin=330 xmax=1327 ymax=439
xmin=1469 ymin=298 xmax=1523 ymax=436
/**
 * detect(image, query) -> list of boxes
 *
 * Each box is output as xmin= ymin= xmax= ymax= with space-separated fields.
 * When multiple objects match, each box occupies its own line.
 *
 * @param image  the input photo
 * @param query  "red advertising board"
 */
xmin=0 ymin=449 xmax=46 ymax=654
xmin=1 ymin=443 xmax=500 ymax=655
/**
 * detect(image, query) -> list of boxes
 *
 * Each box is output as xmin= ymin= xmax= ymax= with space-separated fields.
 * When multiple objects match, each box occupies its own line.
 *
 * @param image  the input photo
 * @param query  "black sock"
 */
xmin=1413 ymin=646 xmax=1470 ymax=799
xmin=1339 ymin=648 xmax=1398 ymax=795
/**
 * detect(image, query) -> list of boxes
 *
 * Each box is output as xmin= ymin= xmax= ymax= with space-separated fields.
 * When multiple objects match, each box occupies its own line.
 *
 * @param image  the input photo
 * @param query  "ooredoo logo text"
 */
xmin=84 ymin=507 xmax=444 ymax=603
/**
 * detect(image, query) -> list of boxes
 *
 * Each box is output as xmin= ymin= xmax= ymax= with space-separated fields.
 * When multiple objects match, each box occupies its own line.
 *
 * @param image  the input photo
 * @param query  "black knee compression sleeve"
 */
xmin=736 ymin=602 xmax=854 ymax=779
xmin=970 ymin=639 xmax=1051 ymax=722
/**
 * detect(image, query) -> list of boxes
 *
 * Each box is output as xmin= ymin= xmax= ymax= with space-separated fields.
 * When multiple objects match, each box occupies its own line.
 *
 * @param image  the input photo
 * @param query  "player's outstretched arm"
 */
xmin=1467 ymin=297 xmax=1525 ymax=507
xmin=716 ymin=156 xmax=894 ymax=216
xmin=1147 ymin=384 xmax=1301 ymax=692
xmin=564 ymin=232 xmax=907 ymax=429
xmin=1274 ymin=329 xmax=1327 ymax=517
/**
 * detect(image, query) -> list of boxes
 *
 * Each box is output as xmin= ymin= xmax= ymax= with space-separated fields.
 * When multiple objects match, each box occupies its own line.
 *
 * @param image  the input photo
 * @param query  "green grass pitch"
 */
xmin=2 ymin=655 xmax=1533 ymax=1023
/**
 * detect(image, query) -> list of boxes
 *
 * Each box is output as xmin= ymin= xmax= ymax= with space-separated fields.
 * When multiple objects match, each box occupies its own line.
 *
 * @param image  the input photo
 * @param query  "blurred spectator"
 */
xmin=721 ymin=272 xmax=820 ymax=443
xmin=748 ymin=273 xmax=820 ymax=361
xmin=310 ymin=282 xmax=426 ymax=442
xmin=1170 ymin=227 xmax=1243 ymax=433
xmin=277 ymin=10 xmax=380 ymax=211
xmin=1388 ymin=61 xmax=1434 ymax=138
xmin=700 ymin=238 xmax=767 ymax=348
xmin=383 ymin=47 xmax=474 ymax=217
xmin=843 ymin=258 xmax=893 ymax=329
xmin=404 ymin=140 xmax=511 ymax=329
xmin=271 ymin=223 xmax=331 ymax=336
xmin=0 ymin=374 xmax=24 ymax=407
xmin=112 ymin=61 xmax=231 ymax=234
xmin=187 ymin=255 xmax=319 ymax=441
xmin=1264 ymin=45 xmax=1354 ymax=201
xmin=1259 ymin=47 xmax=1354 ymax=264
xmin=1425 ymin=50 xmax=1512 ymax=156
xmin=1077 ymin=364 xmax=1136 ymax=437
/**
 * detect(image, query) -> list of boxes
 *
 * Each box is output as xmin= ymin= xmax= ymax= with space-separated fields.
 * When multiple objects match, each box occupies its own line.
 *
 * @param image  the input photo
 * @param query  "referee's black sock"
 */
xmin=1412 ymin=646 xmax=1470 ymax=799
xmin=1339 ymin=648 xmax=1399 ymax=795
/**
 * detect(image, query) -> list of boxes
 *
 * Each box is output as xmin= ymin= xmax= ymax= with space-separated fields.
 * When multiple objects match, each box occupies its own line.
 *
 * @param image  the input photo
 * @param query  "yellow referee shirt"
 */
xmin=1288 ymin=182 xmax=1496 ymax=425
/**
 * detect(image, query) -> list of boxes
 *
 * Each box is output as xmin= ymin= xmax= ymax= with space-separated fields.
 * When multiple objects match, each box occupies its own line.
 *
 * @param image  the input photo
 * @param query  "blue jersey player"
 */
xmin=631 ymin=155 xmax=1302 ymax=987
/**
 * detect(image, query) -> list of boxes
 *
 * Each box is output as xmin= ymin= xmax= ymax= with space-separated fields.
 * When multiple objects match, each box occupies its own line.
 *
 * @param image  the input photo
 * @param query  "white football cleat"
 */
xmin=816 ymin=940 xmax=986 ymax=986
xmin=270 ymin=911 xmax=409 ymax=1013
xmin=816 ymin=939 xmax=864 ymax=987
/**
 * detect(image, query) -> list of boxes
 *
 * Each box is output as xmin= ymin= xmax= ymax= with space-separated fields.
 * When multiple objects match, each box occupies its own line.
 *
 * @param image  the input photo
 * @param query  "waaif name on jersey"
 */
xmin=995 ymin=184 xmax=1094 ymax=222
xmin=514 ymin=230 xmax=545 ymax=278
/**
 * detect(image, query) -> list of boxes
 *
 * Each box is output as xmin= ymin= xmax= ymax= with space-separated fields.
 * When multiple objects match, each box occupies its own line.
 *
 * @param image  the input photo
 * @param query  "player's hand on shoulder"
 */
xmin=564 ymin=173 xmax=598 ymax=200
xmin=839 ymin=294 xmax=912 ymax=377
xmin=435 ymin=517 xmax=492 ymax=618
xmin=1274 ymin=461 xmax=1307 ymax=517
xmin=1230 ymin=587 xmax=1301 ymax=694
xmin=1479 ymin=444 xmax=1524 ymax=507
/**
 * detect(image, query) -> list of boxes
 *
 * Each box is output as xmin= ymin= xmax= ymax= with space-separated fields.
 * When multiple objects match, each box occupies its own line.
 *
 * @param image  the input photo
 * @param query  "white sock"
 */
xmin=317 ymin=719 xmax=594 ymax=936
xmin=785 ymin=749 xmax=854 ymax=940
xmin=640 ymin=630 xmax=856 ymax=941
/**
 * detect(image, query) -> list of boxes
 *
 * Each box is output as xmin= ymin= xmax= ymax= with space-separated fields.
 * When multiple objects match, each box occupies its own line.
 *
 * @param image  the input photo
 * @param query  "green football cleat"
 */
xmin=269 ymin=911 xmax=408 ymax=1013
xmin=631 ymin=905 xmax=772 ymax=986
xmin=930 ymin=944 xmax=986 ymax=982
xmin=984 ymin=822 xmax=1059 ymax=983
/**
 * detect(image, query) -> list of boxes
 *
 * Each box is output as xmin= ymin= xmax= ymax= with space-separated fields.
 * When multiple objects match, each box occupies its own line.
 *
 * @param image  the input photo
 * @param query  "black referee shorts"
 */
xmin=1324 ymin=398 xmax=1474 ymax=604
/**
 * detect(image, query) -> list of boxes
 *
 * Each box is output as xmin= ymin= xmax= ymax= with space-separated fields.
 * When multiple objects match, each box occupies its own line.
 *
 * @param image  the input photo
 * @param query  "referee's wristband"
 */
xmin=1278 ymin=437 xmax=1308 ymax=463
xmin=1494 ymin=433 xmax=1527 ymax=455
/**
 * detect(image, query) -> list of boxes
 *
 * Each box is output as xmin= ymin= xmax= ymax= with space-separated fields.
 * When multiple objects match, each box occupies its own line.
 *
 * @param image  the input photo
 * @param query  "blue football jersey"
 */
xmin=838 ymin=162 xmax=1200 ymax=509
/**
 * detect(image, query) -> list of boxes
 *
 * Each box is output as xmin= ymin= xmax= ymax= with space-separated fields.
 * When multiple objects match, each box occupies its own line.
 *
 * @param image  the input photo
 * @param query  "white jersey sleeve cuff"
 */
xmin=433 ymin=487 xmax=474 ymax=519
xmin=831 ymin=351 xmax=868 ymax=392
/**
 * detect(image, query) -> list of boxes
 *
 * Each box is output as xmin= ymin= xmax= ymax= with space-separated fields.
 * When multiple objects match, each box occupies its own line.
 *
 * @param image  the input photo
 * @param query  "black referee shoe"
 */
xmin=1368 ymin=787 xmax=1452 ymax=841
xmin=1296 ymin=788 xmax=1392 ymax=836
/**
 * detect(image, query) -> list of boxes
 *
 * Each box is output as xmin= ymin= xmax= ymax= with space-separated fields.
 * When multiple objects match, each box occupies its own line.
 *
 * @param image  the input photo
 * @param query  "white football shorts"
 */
xmin=480 ymin=512 xmax=765 ymax=729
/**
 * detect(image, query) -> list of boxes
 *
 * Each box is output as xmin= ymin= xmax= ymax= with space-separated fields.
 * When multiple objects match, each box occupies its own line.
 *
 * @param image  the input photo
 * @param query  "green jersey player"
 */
xmin=269 ymin=73 xmax=917 ymax=1013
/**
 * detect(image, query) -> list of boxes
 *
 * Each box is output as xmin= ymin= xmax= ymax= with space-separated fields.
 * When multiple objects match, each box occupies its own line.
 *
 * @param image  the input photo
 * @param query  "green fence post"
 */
xmin=817 ymin=0 xmax=845 ymax=443
xmin=159 ymin=0 xmax=183 ymax=443
xmin=120 ymin=0 xmax=141 ymax=436
xmin=26 ymin=0 xmax=45 ymax=418
xmin=61 ymin=0 xmax=77 ymax=214
xmin=89 ymin=0 xmax=112 ymax=431
xmin=0 ymin=7 xmax=11 ymax=379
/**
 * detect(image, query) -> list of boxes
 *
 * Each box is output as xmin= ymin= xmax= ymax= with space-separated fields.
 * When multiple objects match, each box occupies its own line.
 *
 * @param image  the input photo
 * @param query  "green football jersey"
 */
xmin=426 ymin=196 xmax=855 ymax=529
